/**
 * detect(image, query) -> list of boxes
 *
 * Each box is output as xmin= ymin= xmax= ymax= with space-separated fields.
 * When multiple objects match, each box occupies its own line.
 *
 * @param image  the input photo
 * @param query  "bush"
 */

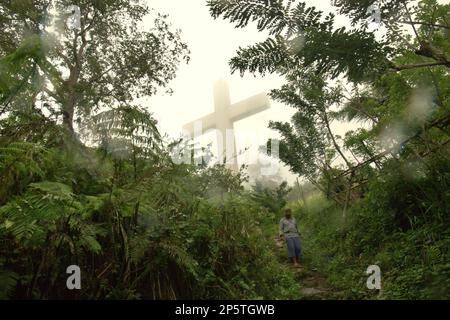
xmin=0 ymin=137 xmax=298 ymax=299
xmin=294 ymin=155 xmax=450 ymax=299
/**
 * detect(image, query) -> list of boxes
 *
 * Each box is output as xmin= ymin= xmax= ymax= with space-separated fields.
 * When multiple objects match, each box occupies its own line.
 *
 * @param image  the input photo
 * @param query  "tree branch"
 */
xmin=391 ymin=61 xmax=450 ymax=71
xmin=335 ymin=113 xmax=450 ymax=180
xmin=399 ymin=20 xmax=450 ymax=30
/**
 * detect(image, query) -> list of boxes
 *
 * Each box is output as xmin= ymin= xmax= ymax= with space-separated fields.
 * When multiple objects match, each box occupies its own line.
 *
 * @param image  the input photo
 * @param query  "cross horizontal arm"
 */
xmin=229 ymin=93 xmax=271 ymax=122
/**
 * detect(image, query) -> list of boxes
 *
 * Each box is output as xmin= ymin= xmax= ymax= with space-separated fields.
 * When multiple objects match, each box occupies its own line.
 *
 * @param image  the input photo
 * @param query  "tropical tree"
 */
xmin=207 ymin=0 xmax=449 ymax=202
xmin=0 ymin=0 xmax=190 ymax=133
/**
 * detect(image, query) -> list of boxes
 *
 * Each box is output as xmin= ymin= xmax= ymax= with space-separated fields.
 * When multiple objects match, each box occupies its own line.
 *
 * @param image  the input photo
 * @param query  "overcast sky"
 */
xmin=145 ymin=0 xmax=361 ymax=184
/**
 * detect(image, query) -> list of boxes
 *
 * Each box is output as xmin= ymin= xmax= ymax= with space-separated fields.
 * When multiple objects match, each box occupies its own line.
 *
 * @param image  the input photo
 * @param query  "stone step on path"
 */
xmin=294 ymin=266 xmax=334 ymax=299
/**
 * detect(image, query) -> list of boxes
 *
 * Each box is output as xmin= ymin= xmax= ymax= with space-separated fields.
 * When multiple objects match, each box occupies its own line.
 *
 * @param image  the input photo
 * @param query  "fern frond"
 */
xmin=0 ymin=181 xmax=78 ymax=242
xmin=208 ymin=0 xmax=288 ymax=35
xmin=159 ymin=241 xmax=199 ymax=279
xmin=91 ymin=105 xmax=162 ymax=158
xmin=231 ymin=36 xmax=290 ymax=75
xmin=0 ymin=268 xmax=18 ymax=299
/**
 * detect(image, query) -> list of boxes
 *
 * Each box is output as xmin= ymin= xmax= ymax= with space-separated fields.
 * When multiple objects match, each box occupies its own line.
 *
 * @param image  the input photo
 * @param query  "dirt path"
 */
xmin=275 ymin=237 xmax=339 ymax=300
xmin=293 ymin=265 xmax=337 ymax=299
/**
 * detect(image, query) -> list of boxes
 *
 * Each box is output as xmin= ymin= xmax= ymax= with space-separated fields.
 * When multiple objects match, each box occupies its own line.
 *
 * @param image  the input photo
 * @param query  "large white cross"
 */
xmin=183 ymin=80 xmax=271 ymax=170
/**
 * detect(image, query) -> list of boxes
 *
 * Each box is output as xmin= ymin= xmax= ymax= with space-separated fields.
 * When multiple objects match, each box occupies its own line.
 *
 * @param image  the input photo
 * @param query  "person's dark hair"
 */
xmin=284 ymin=208 xmax=292 ymax=219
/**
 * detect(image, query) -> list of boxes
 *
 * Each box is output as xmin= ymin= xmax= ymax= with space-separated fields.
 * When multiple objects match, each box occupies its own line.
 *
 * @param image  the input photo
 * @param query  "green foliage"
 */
xmin=251 ymin=181 xmax=291 ymax=217
xmin=210 ymin=0 xmax=450 ymax=210
xmin=208 ymin=0 xmax=392 ymax=82
xmin=1 ymin=0 xmax=449 ymax=301
xmin=0 ymin=35 xmax=43 ymax=115
xmin=209 ymin=0 xmax=450 ymax=299
xmin=0 ymin=0 xmax=190 ymax=131
xmin=0 ymin=1 xmax=298 ymax=299
xmin=0 ymin=132 xmax=298 ymax=299
xmin=294 ymin=152 xmax=450 ymax=299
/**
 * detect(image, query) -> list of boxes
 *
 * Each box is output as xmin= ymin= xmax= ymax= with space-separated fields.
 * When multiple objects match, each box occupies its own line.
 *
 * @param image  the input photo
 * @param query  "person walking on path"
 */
xmin=279 ymin=208 xmax=302 ymax=267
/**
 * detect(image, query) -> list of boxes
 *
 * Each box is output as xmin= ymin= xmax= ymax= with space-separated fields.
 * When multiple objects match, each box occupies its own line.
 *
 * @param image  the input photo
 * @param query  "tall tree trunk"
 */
xmin=63 ymin=101 xmax=75 ymax=132
xmin=62 ymin=22 xmax=88 ymax=132
xmin=63 ymin=61 xmax=82 ymax=132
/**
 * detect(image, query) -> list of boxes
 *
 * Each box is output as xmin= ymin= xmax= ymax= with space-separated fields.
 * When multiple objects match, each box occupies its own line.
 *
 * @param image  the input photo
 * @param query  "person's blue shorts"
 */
xmin=285 ymin=236 xmax=301 ymax=258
